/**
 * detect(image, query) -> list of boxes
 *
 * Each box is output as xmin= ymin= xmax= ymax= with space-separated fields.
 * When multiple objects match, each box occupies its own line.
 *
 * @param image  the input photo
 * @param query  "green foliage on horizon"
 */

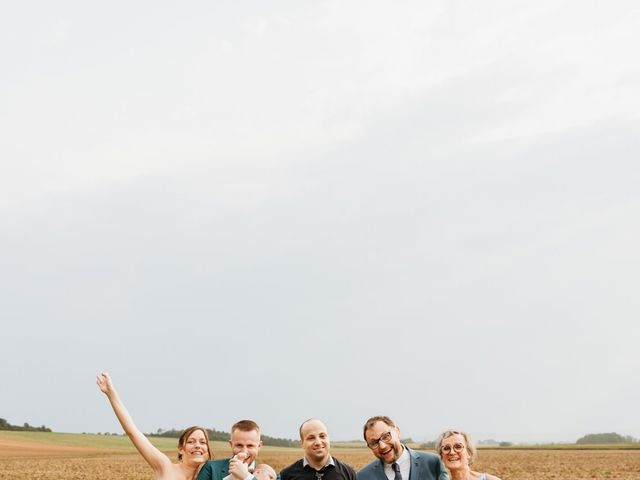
xmin=486 ymin=442 xmax=640 ymax=450
xmin=0 ymin=417 xmax=51 ymax=432
xmin=418 ymin=441 xmax=436 ymax=449
xmin=576 ymin=432 xmax=637 ymax=444
xmin=3 ymin=430 xmax=640 ymax=453
xmin=149 ymin=427 xmax=298 ymax=447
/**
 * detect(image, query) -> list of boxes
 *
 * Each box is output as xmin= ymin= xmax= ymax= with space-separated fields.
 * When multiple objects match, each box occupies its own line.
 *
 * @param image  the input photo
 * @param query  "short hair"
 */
xmin=177 ymin=426 xmax=213 ymax=461
xmin=362 ymin=415 xmax=396 ymax=441
xmin=298 ymin=418 xmax=327 ymax=440
xmin=231 ymin=420 xmax=261 ymax=435
xmin=435 ymin=429 xmax=477 ymax=466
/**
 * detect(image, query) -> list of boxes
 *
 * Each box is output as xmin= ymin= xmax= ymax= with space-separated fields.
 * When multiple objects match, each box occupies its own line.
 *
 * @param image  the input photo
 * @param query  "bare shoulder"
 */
xmin=157 ymin=459 xmax=183 ymax=480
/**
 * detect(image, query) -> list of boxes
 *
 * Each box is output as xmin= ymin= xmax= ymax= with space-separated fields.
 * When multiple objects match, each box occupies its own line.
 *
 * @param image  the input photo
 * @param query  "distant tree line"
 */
xmin=149 ymin=427 xmax=298 ymax=447
xmin=258 ymin=434 xmax=298 ymax=447
xmin=0 ymin=417 xmax=51 ymax=432
xmin=576 ymin=432 xmax=637 ymax=444
xmin=418 ymin=439 xmax=513 ymax=449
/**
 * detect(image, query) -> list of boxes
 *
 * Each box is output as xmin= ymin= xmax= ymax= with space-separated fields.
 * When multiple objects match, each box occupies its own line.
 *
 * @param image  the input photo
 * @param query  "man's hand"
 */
xmin=229 ymin=453 xmax=250 ymax=480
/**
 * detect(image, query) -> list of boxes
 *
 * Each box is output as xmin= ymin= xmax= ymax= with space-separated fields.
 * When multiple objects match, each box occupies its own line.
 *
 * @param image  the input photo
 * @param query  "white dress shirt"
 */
xmin=383 ymin=447 xmax=410 ymax=480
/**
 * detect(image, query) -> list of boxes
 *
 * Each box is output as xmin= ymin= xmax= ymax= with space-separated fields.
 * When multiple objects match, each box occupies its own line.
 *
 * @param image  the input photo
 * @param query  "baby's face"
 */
xmin=253 ymin=465 xmax=276 ymax=480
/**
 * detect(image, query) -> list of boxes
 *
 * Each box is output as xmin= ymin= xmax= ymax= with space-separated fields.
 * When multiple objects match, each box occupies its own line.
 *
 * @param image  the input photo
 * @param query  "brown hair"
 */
xmin=231 ymin=420 xmax=261 ymax=435
xmin=363 ymin=415 xmax=396 ymax=441
xmin=177 ymin=426 xmax=213 ymax=461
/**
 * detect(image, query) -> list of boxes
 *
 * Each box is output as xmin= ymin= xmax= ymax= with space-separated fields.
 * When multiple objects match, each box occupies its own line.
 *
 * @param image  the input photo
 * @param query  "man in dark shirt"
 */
xmin=280 ymin=418 xmax=357 ymax=480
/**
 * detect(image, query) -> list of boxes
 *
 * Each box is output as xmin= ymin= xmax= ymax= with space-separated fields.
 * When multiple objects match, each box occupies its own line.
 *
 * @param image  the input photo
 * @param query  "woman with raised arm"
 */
xmin=97 ymin=372 xmax=211 ymax=480
xmin=436 ymin=429 xmax=502 ymax=480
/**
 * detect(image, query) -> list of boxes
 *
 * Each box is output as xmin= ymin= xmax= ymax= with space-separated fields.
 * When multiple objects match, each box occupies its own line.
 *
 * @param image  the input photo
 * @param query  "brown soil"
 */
xmin=0 ymin=437 xmax=107 ymax=457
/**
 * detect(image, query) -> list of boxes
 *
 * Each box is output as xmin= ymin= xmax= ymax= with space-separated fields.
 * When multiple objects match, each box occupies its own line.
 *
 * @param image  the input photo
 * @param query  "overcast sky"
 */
xmin=1 ymin=1 xmax=639 ymax=445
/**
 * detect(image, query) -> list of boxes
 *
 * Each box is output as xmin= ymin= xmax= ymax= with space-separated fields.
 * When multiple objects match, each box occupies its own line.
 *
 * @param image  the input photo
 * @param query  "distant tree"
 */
xmin=499 ymin=441 xmax=513 ymax=447
xmin=478 ymin=439 xmax=498 ymax=445
xmin=260 ymin=434 xmax=298 ymax=447
xmin=0 ymin=418 xmax=50 ymax=432
xmin=148 ymin=427 xmax=298 ymax=447
xmin=418 ymin=441 xmax=436 ymax=449
xmin=576 ymin=432 xmax=629 ymax=444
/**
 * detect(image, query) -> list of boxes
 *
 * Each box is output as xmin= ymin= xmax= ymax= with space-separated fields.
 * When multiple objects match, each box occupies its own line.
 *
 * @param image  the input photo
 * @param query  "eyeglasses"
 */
xmin=440 ymin=443 xmax=465 ymax=454
xmin=367 ymin=431 xmax=393 ymax=449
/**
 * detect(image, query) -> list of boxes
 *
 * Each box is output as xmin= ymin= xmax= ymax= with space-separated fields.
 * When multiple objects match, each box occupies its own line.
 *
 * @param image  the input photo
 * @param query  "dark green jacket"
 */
xmin=198 ymin=458 xmax=280 ymax=480
xmin=198 ymin=458 xmax=237 ymax=480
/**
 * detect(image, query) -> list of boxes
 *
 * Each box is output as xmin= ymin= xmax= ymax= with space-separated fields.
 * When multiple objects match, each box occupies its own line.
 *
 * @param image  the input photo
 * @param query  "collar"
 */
xmin=303 ymin=456 xmax=335 ymax=470
xmin=397 ymin=446 xmax=410 ymax=465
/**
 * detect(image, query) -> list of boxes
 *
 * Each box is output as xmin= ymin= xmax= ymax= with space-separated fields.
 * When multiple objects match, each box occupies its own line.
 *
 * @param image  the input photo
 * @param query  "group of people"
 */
xmin=97 ymin=373 xmax=501 ymax=480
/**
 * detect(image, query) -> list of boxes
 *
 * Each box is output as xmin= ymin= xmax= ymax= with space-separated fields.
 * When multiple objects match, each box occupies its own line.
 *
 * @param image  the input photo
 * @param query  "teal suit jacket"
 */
xmin=198 ymin=458 xmax=238 ymax=480
xmin=198 ymin=458 xmax=280 ymax=480
xmin=356 ymin=447 xmax=448 ymax=480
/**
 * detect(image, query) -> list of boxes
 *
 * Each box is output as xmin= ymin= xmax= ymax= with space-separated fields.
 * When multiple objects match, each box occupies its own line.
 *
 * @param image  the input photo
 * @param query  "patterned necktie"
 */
xmin=392 ymin=463 xmax=402 ymax=480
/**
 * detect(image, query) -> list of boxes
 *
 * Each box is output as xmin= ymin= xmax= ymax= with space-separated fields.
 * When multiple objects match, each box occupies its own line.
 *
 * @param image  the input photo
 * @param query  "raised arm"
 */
xmin=97 ymin=372 xmax=171 ymax=474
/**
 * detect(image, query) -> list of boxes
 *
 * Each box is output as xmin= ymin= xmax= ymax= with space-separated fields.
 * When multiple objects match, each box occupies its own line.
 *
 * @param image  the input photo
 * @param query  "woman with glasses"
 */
xmin=435 ymin=430 xmax=501 ymax=480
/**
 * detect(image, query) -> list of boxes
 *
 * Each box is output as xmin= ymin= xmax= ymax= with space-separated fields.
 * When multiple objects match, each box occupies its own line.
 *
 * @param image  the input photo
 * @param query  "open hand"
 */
xmin=96 ymin=372 xmax=115 ymax=395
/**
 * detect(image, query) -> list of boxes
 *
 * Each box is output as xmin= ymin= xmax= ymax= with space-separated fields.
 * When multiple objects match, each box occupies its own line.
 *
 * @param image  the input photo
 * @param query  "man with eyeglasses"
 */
xmin=281 ymin=418 xmax=357 ymax=480
xmin=358 ymin=416 xmax=448 ymax=480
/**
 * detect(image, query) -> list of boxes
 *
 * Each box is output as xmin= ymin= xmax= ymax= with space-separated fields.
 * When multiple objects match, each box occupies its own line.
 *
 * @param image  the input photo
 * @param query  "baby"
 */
xmin=253 ymin=464 xmax=277 ymax=480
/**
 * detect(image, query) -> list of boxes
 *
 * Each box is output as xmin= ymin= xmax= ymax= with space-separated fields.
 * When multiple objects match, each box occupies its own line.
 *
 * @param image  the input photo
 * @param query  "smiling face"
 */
xmin=230 ymin=428 xmax=263 ymax=466
xmin=300 ymin=419 xmax=331 ymax=466
xmin=439 ymin=433 xmax=471 ymax=472
xmin=364 ymin=420 xmax=404 ymax=465
xmin=178 ymin=428 xmax=210 ymax=464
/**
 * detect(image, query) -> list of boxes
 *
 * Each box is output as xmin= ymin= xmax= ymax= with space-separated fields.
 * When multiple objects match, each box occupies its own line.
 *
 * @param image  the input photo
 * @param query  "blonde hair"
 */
xmin=435 ymin=429 xmax=476 ymax=466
